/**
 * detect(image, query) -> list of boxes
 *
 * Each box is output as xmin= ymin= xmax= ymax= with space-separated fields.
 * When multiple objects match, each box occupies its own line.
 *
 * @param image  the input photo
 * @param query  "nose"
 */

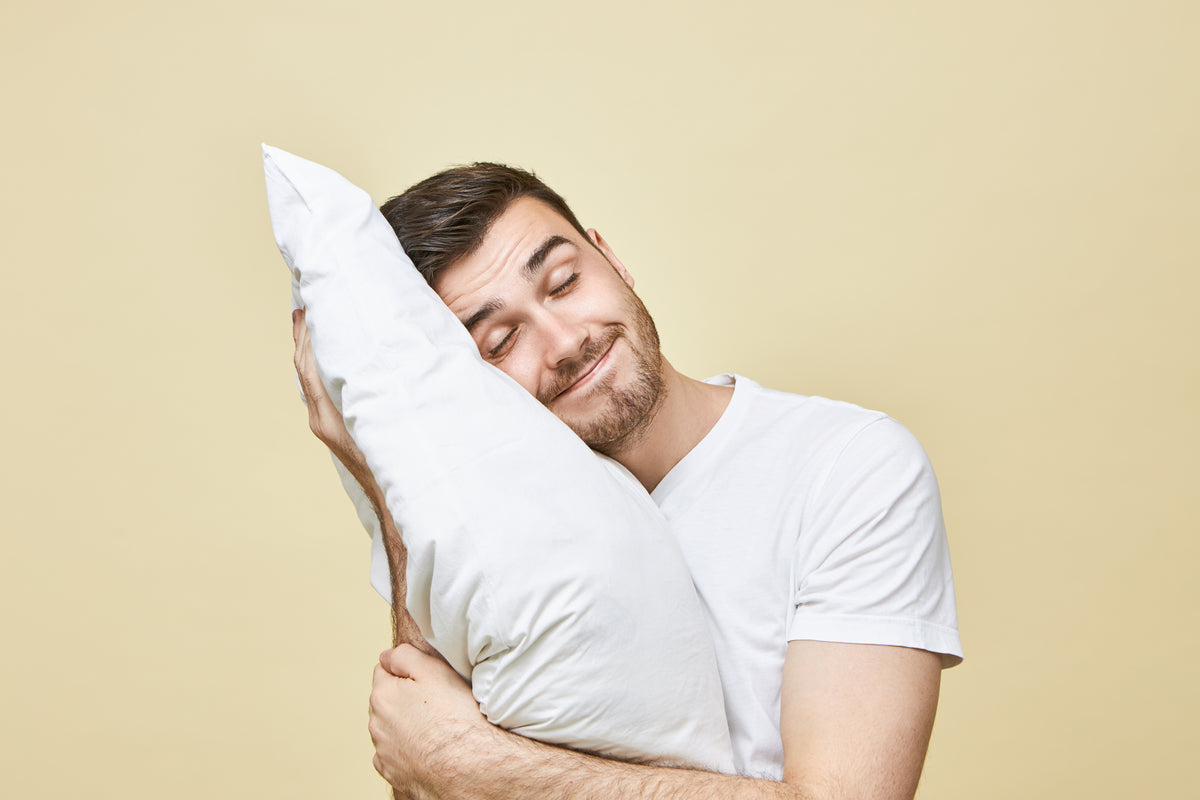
xmin=538 ymin=307 xmax=589 ymax=369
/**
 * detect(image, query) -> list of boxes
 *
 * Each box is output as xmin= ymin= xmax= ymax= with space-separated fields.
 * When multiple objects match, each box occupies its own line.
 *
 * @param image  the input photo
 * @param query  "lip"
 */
xmin=558 ymin=339 xmax=616 ymax=399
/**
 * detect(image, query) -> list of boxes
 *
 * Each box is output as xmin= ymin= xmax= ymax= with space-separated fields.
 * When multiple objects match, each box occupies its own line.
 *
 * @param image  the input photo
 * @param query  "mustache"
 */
xmin=538 ymin=327 xmax=621 ymax=404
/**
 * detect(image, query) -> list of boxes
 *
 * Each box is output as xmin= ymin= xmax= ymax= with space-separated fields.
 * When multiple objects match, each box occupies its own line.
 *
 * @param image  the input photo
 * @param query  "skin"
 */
xmin=292 ymin=197 xmax=944 ymax=800
xmin=430 ymin=197 xmax=732 ymax=486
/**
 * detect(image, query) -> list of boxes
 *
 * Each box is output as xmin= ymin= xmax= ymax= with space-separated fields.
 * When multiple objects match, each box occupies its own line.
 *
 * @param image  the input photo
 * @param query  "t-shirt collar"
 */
xmin=650 ymin=373 xmax=756 ymax=506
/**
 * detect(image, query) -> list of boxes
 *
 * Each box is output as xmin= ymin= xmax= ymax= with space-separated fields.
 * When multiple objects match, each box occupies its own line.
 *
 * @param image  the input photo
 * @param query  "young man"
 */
xmin=291 ymin=164 xmax=962 ymax=800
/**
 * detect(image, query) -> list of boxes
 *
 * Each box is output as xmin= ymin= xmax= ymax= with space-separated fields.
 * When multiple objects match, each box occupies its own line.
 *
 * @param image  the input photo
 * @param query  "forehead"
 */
xmin=432 ymin=196 xmax=580 ymax=312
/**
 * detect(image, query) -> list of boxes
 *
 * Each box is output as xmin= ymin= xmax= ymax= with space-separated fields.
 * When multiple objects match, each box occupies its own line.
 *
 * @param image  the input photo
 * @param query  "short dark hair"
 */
xmin=379 ymin=163 xmax=589 ymax=286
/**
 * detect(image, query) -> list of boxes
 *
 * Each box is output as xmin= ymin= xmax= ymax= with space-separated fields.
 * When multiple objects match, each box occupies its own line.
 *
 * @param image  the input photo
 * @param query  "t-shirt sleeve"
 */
xmin=787 ymin=416 xmax=963 ymax=667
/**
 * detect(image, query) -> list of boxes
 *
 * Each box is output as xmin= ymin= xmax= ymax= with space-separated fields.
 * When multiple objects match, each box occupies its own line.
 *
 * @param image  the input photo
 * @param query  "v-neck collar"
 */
xmin=650 ymin=374 xmax=756 ymax=508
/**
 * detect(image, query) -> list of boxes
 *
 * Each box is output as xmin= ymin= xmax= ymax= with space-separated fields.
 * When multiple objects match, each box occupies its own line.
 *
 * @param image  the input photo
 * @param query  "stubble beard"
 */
xmin=540 ymin=290 xmax=666 ymax=456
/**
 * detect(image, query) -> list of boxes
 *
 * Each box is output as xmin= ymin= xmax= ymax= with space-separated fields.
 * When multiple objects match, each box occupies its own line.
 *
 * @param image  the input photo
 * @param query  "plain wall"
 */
xmin=2 ymin=1 xmax=1197 ymax=797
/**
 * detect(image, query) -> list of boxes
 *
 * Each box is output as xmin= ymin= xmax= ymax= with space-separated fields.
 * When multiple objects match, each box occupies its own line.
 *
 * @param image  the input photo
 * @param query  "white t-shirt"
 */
xmin=654 ymin=375 xmax=962 ymax=779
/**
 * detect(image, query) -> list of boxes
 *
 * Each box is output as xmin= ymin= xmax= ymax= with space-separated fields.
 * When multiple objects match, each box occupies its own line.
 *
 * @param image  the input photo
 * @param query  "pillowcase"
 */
xmin=263 ymin=145 xmax=734 ymax=772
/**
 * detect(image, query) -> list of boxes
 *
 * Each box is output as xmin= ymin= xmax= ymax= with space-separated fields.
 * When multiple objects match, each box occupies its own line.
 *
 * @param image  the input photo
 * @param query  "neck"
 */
xmin=603 ymin=360 xmax=734 ymax=493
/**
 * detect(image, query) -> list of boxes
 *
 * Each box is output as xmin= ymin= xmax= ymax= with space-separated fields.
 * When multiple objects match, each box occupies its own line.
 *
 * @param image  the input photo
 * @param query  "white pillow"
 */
xmin=263 ymin=145 xmax=734 ymax=771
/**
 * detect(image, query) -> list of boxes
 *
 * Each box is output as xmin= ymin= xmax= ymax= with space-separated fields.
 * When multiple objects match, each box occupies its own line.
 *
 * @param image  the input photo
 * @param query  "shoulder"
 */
xmin=720 ymin=374 xmax=913 ymax=468
xmin=726 ymin=376 xmax=941 ymax=521
xmin=720 ymin=374 xmax=886 ymax=425
xmin=826 ymin=414 xmax=934 ymax=485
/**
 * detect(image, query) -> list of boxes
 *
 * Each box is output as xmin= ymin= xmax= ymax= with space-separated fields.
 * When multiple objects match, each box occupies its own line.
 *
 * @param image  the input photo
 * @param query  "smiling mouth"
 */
xmin=556 ymin=339 xmax=616 ymax=400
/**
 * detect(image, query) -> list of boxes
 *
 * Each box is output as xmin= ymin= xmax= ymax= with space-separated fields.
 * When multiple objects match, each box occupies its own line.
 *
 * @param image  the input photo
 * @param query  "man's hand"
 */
xmin=366 ymin=641 xmax=941 ymax=800
xmin=291 ymin=308 xmax=384 ymax=507
xmin=369 ymin=645 xmax=491 ymax=797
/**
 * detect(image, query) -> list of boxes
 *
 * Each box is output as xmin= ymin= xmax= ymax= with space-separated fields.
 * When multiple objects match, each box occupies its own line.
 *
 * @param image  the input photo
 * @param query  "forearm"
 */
xmin=371 ymin=491 xmax=429 ymax=652
xmin=421 ymin=725 xmax=810 ymax=800
xmin=378 ymin=500 xmax=437 ymax=800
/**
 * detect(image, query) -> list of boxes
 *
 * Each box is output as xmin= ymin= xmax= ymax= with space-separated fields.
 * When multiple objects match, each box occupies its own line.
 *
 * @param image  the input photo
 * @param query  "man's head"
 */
xmin=380 ymin=164 xmax=666 ymax=454
xmin=380 ymin=163 xmax=591 ymax=287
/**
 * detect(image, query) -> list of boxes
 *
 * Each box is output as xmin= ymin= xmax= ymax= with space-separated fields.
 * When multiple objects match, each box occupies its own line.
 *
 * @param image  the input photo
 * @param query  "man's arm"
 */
xmin=780 ymin=641 xmax=941 ymax=798
xmin=295 ymin=310 xmax=944 ymax=796
xmin=293 ymin=309 xmax=430 ymax=653
xmin=369 ymin=640 xmax=942 ymax=800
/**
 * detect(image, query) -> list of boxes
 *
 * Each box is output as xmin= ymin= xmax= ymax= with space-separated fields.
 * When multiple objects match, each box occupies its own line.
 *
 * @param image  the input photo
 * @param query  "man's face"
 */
xmin=433 ymin=197 xmax=665 ymax=452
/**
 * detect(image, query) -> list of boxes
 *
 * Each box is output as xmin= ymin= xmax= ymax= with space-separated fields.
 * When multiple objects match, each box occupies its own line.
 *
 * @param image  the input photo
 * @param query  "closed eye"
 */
xmin=487 ymin=327 xmax=517 ymax=360
xmin=486 ymin=273 xmax=578 ymax=360
xmin=550 ymin=272 xmax=579 ymax=296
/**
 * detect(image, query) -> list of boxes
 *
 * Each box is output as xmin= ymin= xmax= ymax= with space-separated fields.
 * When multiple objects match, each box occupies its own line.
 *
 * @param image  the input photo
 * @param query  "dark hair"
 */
xmin=379 ymin=163 xmax=589 ymax=285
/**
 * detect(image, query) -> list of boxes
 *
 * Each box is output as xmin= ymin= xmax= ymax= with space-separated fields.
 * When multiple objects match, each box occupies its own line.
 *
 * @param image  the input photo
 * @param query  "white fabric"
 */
xmin=263 ymin=145 xmax=733 ymax=771
xmin=651 ymin=374 xmax=962 ymax=779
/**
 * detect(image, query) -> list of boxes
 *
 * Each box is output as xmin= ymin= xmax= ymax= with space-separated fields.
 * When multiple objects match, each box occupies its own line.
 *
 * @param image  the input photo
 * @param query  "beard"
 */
xmin=538 ymin=288 xmax=666 ymax=455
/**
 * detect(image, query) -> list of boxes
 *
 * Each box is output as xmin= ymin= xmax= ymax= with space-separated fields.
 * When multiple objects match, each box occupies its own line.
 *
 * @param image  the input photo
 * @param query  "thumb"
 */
xmin=379 ymin=643 xmax=425 ymax=679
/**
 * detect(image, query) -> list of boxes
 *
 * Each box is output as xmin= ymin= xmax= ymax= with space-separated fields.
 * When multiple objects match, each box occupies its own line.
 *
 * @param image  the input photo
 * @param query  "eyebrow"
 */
xmin=460 ymin=235 xmax=576 ymax=333
xmin=523 ymin=235 xmax=573 ymax=280
xmin=462 ymin=298 xmax=503 ymax=334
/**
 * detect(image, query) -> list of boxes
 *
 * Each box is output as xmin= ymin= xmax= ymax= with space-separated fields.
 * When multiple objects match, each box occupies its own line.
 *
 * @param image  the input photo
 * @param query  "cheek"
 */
xmin=591 ymin=279 xmax=635 ymax=319
xmin=495 ymin=353 xmax=541 ymax=398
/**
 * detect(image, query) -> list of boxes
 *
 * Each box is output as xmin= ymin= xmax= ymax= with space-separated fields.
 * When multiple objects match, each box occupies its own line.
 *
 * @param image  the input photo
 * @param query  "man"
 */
xmin=291 ymin=163 xmax=961 ymax=799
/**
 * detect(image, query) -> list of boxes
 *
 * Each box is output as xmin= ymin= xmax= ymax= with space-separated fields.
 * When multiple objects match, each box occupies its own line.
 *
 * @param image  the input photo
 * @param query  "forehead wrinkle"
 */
xmin=444 ymin=200 xmax=579 ymax=335
xmin=460 ymin=236 xmax=575 ymax=332
xmin=443 ymin=236 xmax=523 ymax=333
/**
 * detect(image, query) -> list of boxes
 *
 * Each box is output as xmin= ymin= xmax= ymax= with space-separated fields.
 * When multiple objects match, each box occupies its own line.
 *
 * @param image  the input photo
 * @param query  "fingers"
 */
xmin=369 ymin=660 xmax=415 ymax=763
xmin=372 ymin=662 xmax=397 ymax=690
xmin=369 ymin=664 xmax=404 ymax=736
xmin=290 ymin=309 xmax=374 ymax=482
xmin=290 ymin=310 xmax=341 ymax=436
xmin=379 ymin=643 xmax=431 ymax=680
xmin=292 ymin=309 xmax=314 ymax=401
xmin=292 ymin=311 xmax=311 ymax=376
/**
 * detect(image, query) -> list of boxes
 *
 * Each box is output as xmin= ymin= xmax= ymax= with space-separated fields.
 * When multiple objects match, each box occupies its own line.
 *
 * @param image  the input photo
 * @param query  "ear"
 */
xmin=586 ymin=228 xmax=635 ymax=288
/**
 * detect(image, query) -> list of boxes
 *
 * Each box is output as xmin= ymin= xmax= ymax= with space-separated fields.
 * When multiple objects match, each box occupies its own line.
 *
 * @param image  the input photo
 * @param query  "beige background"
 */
xmin=3 ymin=1 xmax=1196 ymax=797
